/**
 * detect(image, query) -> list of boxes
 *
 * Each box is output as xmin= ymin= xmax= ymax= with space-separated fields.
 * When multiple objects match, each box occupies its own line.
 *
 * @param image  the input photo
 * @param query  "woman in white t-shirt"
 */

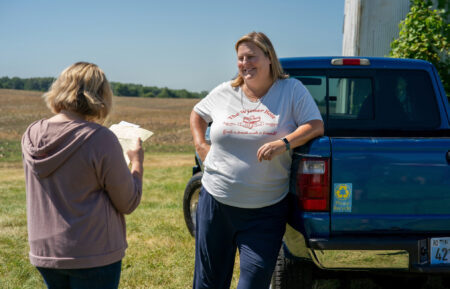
xmin=190 ymin=31 xmax=324 ymax=289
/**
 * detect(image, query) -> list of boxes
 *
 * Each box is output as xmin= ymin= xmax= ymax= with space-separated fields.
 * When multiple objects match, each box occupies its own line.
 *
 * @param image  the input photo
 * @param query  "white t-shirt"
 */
xmin=194 ymin=78 xmax=322 ymax=208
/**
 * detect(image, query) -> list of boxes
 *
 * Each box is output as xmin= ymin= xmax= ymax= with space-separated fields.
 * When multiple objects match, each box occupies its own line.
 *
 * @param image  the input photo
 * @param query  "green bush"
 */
xmin=390 ymin=0 xmax=449 ymax=98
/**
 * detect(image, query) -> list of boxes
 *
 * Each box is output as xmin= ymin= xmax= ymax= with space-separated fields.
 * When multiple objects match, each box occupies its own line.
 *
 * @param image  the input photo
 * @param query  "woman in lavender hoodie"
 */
xmin=21 ymin=62 xmax=144 ymax=289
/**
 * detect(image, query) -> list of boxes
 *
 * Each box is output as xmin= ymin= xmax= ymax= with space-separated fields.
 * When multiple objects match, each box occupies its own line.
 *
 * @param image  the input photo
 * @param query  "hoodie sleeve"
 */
xmin=91 ymin=127 xmax=142 ymax=214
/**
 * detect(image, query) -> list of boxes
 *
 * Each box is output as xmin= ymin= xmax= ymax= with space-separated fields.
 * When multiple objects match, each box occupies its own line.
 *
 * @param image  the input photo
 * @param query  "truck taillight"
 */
xmin=297 ymin=158 xmax=330 ymax=211
xmin=331 ymin=58 xmax=370 ymax=66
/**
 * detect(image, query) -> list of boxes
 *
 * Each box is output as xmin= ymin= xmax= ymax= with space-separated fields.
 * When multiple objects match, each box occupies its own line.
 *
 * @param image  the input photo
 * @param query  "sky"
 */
xmin=0 ymin=0 xmax=344 ymax=93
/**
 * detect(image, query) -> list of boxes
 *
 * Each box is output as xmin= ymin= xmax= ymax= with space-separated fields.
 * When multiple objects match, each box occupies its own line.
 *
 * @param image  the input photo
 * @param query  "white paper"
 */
xmin=118 ymin=120 xmax=140 ymax=128
xmin=109 ymin=121 xmax=153 ymax=164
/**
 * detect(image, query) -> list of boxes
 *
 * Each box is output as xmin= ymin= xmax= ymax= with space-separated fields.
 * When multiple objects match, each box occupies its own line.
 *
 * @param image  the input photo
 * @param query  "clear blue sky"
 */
xmin=0 ymin=0 xmax=344 ymax=92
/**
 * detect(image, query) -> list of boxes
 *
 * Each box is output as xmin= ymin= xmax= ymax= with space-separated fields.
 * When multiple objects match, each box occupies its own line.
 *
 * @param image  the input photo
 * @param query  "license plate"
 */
xmin=431 ymin=237 xmax=450 ymax=264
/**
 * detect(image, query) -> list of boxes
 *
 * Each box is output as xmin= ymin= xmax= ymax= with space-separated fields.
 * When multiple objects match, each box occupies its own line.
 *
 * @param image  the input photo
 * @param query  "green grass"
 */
xmin=121 ymin=165 xmax=195 ymax=289
xmin=0 ymin=178 xmax=42 ymax=289
xmin=0 ymin=140 xmax=22 ymax=163
xmin=144 ymin=143 xmax=195 ymax=154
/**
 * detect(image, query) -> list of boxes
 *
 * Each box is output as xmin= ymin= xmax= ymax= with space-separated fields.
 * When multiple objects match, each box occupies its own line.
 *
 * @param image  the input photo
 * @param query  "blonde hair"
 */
xmin=231 ymin=31 xmax=288 ymax=88
xmin=43 ymin=62 xmax=113 ymax=123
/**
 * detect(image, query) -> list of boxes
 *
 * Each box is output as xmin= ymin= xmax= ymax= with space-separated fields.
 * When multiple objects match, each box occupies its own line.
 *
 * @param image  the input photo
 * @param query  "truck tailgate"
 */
xmin=330 ymin=137 xmax=450 ymax=235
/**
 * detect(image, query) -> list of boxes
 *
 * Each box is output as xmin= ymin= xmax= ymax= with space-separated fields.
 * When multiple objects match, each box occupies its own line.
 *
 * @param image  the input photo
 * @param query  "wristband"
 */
xmin=281 ymin=137 xmax=290 ymax=152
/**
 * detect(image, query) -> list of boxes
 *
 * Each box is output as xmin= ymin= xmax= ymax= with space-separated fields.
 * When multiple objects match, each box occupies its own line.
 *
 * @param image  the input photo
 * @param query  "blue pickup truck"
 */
xmin=183 ymin=57 xmax=450 ymax=288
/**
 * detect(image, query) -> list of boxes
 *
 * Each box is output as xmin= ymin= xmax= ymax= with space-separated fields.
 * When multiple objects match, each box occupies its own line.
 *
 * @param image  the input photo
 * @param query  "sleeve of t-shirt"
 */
xmin=193 ymin=82 xmax=226 ymax=123
xmin=292 ymin=80 xmax=323 ymax=126
xmin=92 ymin=128 xmax=142 ymax=214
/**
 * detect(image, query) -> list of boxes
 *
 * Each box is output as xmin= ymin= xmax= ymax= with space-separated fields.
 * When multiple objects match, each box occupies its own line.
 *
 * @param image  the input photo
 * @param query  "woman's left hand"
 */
xmin=257 ymin=139 xmax=286 ymax=162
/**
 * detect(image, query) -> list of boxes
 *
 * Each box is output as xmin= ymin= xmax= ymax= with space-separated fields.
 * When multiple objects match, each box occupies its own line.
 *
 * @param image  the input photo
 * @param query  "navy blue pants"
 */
xmin=36 ymin=260 xmax=122 ymax=289
xmin=193 ymin=187 xmax=288 ymax=289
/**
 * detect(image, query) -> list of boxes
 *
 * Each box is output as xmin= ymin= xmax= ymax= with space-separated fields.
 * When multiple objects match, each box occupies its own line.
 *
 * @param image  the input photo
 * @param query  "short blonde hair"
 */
xmin=44 ymin=62 xmax=113 ymax=123
xmin=231 ymin=31 xmax=288 ymax=88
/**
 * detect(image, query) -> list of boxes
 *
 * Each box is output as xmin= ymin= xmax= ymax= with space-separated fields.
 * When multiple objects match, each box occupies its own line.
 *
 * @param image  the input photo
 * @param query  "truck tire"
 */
xmin=183 ymin=172 xmax=202 ymax=237
xmin=271 ymin=248 xmax=313 ymax=289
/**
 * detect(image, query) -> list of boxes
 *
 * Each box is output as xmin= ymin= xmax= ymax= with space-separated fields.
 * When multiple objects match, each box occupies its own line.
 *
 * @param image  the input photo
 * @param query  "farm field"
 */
xmin=0 ymin=89 xmax=198 ymax=162
xmin=0 ymin=89 xmax=446 ymax=288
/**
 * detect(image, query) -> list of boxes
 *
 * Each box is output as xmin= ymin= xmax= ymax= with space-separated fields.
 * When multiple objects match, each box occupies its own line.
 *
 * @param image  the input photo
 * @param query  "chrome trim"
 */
xmin=283 ymin=225 xmax=409 ymax=270
xmin=283 ymin=225 xmax=311 ymax=259
xmin=311 ymin=249 xmax=409 ymax=269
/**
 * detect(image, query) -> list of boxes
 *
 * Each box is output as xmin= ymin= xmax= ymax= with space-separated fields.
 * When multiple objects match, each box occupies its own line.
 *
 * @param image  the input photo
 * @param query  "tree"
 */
xmin=11 ymin=77 xmax=24 ymax=90
xmin=437 ymin=0 xmax=449 ymax=18
xmin=142 ymin=91 xmax=155 ymax=98
xmin=156 ymin=87 xmax=172 ymax=98
xmin=390 ymin=0 xmax=449 ymax=96
xmin=114 ymin=83 xmax=131 ymax=96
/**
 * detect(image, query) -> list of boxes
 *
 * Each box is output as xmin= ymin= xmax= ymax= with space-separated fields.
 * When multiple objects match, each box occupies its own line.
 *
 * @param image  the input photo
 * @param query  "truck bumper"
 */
xmin=284 ymin=225 xmax=450 ymax=273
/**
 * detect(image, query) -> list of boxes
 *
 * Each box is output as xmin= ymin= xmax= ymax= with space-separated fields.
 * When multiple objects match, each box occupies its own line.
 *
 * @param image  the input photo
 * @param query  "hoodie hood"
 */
xmin=22 ymin=119 xmax=101 ymax=178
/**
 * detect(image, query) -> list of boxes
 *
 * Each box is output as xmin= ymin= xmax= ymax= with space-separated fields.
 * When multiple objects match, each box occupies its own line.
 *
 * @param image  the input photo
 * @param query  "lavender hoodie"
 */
xmin=22 ymin=119 xmax=142 ymax=269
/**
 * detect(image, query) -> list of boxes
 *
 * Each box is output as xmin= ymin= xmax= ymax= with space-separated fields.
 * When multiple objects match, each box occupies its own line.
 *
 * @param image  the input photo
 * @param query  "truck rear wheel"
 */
xmin=271 ymin=248 xmax=313 ymax=289
xmin=183 ymin=172 xmax=202 ymax=237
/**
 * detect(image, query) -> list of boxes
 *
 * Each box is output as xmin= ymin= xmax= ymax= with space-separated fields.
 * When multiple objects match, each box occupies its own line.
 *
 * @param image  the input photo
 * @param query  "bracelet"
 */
xmin=281 ymin=137 xmax=290 ymax=152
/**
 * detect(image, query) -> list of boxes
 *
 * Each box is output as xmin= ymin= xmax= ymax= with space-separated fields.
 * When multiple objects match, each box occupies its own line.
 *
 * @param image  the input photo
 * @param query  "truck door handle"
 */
xmin=447 ymin=151 xmax=450 ymax=163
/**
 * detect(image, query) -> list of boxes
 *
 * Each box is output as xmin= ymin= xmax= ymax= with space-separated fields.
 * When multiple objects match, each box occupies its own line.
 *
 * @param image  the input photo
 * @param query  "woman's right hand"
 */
xmin=196 ymin=142 xmax=210 ymax=163
xmin=190 ymin=110 xmax=210 ymax=162
xmin=127 ymin=138 xmax=144 ymax=179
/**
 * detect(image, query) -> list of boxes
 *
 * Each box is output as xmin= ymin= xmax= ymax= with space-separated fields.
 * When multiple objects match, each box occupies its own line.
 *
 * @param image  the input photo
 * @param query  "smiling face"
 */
xmin=237 ymin=41 xmax=272 ymax=87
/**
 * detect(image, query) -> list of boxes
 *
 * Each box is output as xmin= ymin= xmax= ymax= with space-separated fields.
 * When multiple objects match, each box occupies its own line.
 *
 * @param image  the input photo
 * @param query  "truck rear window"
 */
xmin=288 ymin=69 xmax=441 ymax=133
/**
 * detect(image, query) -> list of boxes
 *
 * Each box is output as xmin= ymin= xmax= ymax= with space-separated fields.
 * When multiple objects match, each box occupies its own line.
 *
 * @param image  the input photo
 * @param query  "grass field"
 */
xmin=0 ymin=89 xmax=446 ymax=288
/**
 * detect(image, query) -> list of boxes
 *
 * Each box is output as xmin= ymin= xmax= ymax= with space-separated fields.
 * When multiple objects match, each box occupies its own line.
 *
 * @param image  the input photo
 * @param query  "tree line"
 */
xmin=0 ymin=76 xmax=208 ymax=99
xmin=110 ymin=82 xmax=208 ymax=98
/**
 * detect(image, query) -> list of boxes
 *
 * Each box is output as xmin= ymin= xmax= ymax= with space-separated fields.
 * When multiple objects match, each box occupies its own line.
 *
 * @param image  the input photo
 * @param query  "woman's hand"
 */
xmin=127 ymin=138 xmax=144 ymax=179
xmin=257 ymin=120 xmax=324 ymax=162
xmin=196 ymin=142 xmax=211 ymax=163
xmin=190 ymin=110 xmax=210 ymax=162
xmin=257 ymin=139 xmax=286 ymax=162
xmin=127 ymin=138 xmax=144 ymax=164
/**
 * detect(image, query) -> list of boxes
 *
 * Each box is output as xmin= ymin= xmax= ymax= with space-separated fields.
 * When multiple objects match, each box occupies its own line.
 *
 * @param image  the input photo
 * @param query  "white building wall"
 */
xmin=343 ymin=0 xmax=410 ymax=56
xmin=342 ymin=0 xmax=361 ymax=56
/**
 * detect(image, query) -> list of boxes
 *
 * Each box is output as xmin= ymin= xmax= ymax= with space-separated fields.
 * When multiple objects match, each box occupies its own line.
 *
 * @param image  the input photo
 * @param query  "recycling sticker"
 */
xmin=332 ymin=183 xmax=352 ymax=213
